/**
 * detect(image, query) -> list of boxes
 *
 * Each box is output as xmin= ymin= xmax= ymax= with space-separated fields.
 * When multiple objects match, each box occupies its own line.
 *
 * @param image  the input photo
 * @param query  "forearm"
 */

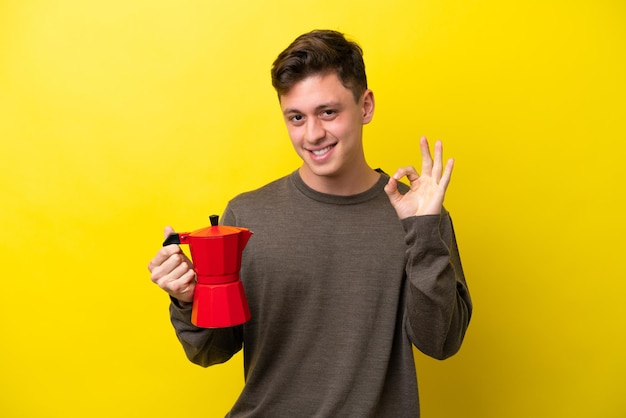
xmin=402 ymin=211 xmax=472 ymax=360
xmin=169 ymin=298 xmax=243 ymax=367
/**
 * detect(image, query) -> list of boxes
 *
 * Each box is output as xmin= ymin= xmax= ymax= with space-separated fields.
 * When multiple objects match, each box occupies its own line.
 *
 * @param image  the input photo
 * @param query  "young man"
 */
xmin=148 ymin=29 xmax=472 ymax=417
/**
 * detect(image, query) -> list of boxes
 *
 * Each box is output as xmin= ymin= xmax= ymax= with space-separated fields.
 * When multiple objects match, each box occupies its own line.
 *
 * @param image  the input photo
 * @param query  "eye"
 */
xmin=288 ymin=114 xmax=305 ymax=125
xmin=320 ymin=109 xmax=337 ymax=119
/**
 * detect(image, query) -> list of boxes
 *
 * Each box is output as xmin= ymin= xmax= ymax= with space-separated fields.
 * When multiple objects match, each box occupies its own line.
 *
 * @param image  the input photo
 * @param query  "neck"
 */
xmin=298 ymin=164 xmax=381 ymax=196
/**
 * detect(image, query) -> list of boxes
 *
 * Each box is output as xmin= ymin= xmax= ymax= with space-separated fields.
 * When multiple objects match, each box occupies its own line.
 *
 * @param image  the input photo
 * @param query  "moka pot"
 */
xmin=163 ymin=215 xmax=252 ymax=328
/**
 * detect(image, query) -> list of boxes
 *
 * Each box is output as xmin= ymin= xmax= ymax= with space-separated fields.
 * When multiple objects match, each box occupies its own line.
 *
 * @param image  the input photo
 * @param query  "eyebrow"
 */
xmin=282 ymin=102 xmax=343 ymax=116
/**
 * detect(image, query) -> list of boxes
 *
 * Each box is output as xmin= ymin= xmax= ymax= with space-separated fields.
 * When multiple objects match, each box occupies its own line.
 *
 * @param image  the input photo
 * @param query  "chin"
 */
xmin=302 ymin=163 xmax=340 ymax=179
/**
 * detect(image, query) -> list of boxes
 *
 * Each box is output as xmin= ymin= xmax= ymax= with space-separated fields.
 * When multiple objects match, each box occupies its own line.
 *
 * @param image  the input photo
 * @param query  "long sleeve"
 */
xmin=402 ymin=210 xmax=472 ymax=360
xmin=169 ymin=294 xmax=243 ymax=367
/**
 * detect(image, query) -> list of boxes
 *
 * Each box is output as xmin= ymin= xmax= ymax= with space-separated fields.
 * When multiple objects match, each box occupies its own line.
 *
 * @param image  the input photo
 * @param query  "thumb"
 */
xmin=163 ymin=225 xmax=175 ymax=240
xmin=384 ymin=177 xmax=402 ymax=206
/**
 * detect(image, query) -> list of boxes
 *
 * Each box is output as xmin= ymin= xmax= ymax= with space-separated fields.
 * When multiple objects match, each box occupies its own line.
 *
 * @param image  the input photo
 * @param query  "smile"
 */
xmin=310 ymin=144 xmax=335 ymax=157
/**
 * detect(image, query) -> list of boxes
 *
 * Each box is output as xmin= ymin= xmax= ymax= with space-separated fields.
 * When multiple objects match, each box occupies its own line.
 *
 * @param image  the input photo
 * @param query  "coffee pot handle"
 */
xmin=162 ymin=233 xmax=181 ymax=246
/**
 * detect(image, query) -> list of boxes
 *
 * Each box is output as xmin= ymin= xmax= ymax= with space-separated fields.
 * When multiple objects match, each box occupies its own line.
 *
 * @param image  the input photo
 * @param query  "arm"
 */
xmin=169 ymin=298 xmax=243 ymax=367
xmin=384 ymin=137 xmax=472 ymax=359
xmin=148 ymin=226 xmax=243 ymax=367
xmin=401 ymin=211 xmax=472 ymax=359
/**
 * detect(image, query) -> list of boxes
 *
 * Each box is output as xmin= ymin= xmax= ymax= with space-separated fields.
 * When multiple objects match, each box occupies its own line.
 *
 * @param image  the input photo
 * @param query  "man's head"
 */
xmin=271 ymin=30 xmax=367 ymax=103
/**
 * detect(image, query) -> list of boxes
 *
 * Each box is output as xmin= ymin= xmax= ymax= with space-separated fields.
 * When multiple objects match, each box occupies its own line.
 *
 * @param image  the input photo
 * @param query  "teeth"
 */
xmin=312 ymin=145 xmax=332 ymax=156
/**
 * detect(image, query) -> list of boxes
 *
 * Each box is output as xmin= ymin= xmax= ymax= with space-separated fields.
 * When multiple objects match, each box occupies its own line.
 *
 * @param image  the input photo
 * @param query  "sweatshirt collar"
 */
xmin=290 ymin=169 xmax=389 ymax=205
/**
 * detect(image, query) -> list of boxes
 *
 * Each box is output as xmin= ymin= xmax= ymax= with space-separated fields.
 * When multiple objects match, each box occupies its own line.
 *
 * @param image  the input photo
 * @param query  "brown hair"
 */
xmin=271 ymin=30 xmax=368 ymax=102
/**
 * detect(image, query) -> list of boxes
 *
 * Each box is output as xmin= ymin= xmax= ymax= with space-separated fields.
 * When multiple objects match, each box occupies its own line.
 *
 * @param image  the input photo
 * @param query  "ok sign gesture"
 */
xmin=384 ymin=136 xmax=454 ymax=219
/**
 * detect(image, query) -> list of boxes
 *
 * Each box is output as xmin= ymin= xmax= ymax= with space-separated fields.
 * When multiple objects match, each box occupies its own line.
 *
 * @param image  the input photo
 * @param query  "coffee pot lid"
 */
xmin=188 ymin=215 xmax=244 ymax=238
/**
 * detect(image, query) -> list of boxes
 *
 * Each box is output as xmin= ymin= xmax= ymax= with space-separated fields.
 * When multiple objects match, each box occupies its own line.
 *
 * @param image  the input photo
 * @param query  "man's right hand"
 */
xmin=148 ymin=226 xmax=196 ymax=303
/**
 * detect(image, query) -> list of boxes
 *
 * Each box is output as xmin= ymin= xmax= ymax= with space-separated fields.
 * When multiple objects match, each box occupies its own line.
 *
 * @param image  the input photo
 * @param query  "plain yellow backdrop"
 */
xmin=1 ymin=0 xmax=625 ymax=417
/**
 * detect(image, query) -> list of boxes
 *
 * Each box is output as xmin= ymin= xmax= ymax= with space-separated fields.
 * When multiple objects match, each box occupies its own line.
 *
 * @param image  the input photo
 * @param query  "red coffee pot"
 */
xmin=163 ymin=215 xmax=253 ymax=328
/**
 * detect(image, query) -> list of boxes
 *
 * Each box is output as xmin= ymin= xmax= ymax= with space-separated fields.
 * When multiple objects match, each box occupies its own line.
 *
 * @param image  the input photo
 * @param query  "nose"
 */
xmin=305 ymin=117 xmax=325 ymax=144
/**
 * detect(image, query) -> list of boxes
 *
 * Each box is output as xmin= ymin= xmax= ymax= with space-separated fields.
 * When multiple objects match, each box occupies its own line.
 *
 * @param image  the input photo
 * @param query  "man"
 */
xmin=148 ymin=29 xmax=472 ymax=417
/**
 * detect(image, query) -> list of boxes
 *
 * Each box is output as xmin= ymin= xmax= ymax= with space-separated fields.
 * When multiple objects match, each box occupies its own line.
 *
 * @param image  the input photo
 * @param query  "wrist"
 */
xmin=170 ymin=296 xmax=193 ymax=309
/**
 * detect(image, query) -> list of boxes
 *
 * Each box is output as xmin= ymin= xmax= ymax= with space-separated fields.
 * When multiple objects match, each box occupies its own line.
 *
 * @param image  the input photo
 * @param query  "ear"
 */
xmin=361 ymin=89 xmax=375 ymax=124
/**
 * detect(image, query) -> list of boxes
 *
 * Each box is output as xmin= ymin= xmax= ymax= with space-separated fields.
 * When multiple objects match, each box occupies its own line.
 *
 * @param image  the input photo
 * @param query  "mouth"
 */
xmin=308 ymin=144 xmax=336 ymax=158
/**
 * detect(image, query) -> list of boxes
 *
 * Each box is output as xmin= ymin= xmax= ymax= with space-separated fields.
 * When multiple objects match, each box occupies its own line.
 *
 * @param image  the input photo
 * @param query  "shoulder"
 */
xmin=230 ymin=173 xmax=293 ymax=206
xmin=223 ymin=173 xmax=295 ymax=225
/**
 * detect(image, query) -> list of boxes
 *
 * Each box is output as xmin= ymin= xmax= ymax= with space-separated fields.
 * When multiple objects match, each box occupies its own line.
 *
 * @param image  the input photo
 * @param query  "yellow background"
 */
xmin=1 ymin=0 xmax=625 ymax=417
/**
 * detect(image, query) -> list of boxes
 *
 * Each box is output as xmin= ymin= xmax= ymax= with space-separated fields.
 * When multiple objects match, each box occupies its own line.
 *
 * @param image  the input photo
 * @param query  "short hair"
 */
xmin=271 ymin=29 xmax=368 ymax=102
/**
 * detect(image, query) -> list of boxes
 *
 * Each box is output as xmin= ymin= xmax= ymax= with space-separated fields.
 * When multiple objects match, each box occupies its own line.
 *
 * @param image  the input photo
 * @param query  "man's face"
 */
xmin=279 ymin=72 xmax=374 ymax=190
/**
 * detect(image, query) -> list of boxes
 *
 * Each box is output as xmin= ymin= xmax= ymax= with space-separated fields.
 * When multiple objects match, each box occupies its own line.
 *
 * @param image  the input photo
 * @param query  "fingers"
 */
xmin=391 ymin=138 xmax=452 ymax=187
xmin=386 ymin=137 xmax=455 ymax=218
xmin=147 ymin=237 xmax=192 ymax=286
xmin=384 ymin=176 xmax=415 ymax=219
xmin=164 ymin=267 xmax=196 ymax=294
xmin=419 ymin=137 xmax=452 ymax=186
xmin=431 ymin=140 xmax=443 ymax=180
xmin=148 ymin=243 xmax=180 ymax=272
xmin=440 ymin=158 xmax=454 ymax=190
xmin=147 ymin=226 xmax=196 ymax=302
xmin=384 ymin=176 xmax=401 ymax=203
xmin=420 ymin=136 xmax=433 ymax=177
xmin=148 ymin=246 xmax=196 ymax=302
xmin=391 ymin=165 xmax=420 ymax=183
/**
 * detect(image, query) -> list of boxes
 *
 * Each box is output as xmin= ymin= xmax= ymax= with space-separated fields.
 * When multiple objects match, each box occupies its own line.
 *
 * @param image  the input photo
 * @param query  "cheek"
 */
xmin=326 ymin=120 xmax=354 ymax=141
